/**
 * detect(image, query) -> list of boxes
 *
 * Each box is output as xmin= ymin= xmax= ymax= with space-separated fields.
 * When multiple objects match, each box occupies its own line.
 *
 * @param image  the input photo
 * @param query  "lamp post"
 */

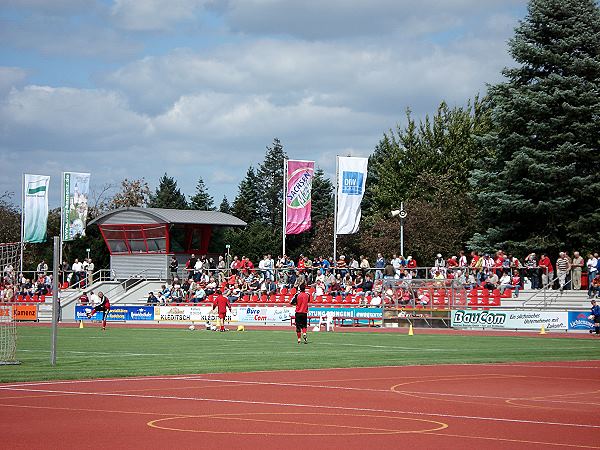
xmin=391 ymin=202 xmax=407 ymax=256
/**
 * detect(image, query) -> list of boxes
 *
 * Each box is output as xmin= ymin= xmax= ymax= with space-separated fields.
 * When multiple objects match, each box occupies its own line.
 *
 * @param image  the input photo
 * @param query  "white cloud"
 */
xmin=0 ymin=67 xmax=27 ymax=94
xmin=110 ymin=0 xmax=211 ymax=31
xmin=0 ymin=17 xmax=141 ymax=60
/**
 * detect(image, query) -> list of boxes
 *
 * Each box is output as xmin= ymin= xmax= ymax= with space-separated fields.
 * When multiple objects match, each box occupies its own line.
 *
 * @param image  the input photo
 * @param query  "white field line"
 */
xmin=0 ymin=385 xmax=598 ymax=430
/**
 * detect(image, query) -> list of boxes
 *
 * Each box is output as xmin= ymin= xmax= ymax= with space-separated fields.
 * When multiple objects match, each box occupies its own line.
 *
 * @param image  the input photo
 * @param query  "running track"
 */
xmin=1 ymin=361 xmax=599 ymax=449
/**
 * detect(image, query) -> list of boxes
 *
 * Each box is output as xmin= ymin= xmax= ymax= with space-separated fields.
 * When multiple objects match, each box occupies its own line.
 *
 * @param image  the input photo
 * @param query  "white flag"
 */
xmin=336 ymin=157 xmax=368 ymax=234
xmin=23 ymin=174 xmax=50 ymax=243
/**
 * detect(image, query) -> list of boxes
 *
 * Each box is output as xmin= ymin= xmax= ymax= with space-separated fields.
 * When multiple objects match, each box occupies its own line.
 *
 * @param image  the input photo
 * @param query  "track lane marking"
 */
xmin=0 ymin=386 xmax=598 ymax=430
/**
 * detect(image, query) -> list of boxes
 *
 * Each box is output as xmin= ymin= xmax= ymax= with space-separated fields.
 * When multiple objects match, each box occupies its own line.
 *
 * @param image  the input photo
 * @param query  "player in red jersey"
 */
xmin=213 ymin=289 xmax=231 ymax=332
xmin=292 ymin=284 xmax=310 ymax=344
xmin=86 ymin=291 xmax=110 ymax=331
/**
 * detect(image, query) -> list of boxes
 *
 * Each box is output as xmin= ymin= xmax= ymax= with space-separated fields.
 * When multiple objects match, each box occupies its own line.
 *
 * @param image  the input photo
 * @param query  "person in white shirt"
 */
xmin=587 ymin=254 xmax=598 ymax=298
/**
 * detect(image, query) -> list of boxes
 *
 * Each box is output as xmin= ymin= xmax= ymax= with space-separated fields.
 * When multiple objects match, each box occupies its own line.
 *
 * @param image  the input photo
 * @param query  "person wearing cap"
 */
xmin=589 ymin=299 xmax=600 ymax=335
xmin=147 ymin=291 xmax=159 ymax=305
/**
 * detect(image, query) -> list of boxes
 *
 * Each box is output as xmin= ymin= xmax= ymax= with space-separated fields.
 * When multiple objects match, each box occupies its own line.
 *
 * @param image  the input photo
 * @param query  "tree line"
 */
xmin=2 ymin=0 xmax=599 ymax=269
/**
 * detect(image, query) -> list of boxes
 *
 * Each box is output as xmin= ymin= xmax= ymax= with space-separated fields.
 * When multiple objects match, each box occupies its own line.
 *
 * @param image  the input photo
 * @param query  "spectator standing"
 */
xmin=586 ymin=254 xmax=598 ymax=298
xmin=71 ymin=259 xmax=83 ymax=287
xmin=169 ymin=256 xmax=178 ymax=280
xmin=538 ymin=253 xmax=554 ymax=288
xmin=86 ymin=258 xmax=94 ymax=286
xmin=374 ymin=253 xmax=385 ymax=280
xmin=571 ymin=251 xmax=584 ymax=290
xmin=556 ymin=252 xmax=571 ymax=292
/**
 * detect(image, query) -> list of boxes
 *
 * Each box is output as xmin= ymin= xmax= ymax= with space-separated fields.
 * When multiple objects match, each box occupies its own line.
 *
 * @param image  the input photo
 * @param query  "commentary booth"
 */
xmin=88 ymin=207 xmax=246 ymax=279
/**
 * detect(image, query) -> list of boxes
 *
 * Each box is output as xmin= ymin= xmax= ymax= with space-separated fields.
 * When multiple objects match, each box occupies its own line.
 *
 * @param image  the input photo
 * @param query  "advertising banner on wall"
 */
xmin=285 ymin=160 xmax=314 ymax=235
xmin=567 ymin=311 xmax=595 ymax=331
xmin=451 ymin=309 xmax=568 ymax=330
xmin=75 ymin=306 xmax=154 ymax=321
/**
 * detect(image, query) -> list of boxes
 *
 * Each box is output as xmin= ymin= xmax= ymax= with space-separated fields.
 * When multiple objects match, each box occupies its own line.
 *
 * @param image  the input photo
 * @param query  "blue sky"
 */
xmin=0 ymin=0 xmax=528 ymax=209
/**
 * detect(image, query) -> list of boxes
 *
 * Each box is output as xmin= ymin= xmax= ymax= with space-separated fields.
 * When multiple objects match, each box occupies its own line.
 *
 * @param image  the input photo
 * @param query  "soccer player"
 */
xmin=213 ymin=289 xmax=231 ymax=332
xmin=293 ymin=284 xmax=310 ymax=344
xmin=86 ymin=291 xmax=110 ymax=331
xmin=589 ymin=299 xmax=600 ymax=335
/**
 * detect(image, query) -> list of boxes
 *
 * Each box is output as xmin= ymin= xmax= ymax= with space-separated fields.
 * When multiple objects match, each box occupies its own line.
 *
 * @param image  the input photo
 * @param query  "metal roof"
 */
xmin=88 ymin=207 xmax=247 ymax=227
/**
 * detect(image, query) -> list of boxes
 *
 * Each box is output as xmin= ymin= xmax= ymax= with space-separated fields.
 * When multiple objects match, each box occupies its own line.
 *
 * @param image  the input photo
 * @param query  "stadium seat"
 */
xmin=281 ymin=287 xmax=288 ymax=295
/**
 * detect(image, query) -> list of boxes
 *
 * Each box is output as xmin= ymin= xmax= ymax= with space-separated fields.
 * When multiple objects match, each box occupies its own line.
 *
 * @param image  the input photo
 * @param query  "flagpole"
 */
xmin=282 ymin=158 xmax=287 ymax=257
xmin=20 ymin=173 xmax=24 ymax=275
xmin=333 ymin=156 xmax=339 ymax=266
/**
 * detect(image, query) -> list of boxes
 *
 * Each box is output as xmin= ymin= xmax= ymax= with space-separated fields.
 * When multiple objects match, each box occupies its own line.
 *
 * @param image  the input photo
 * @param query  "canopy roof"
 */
xmin=88 ymin=207 xmax=247 ymax=227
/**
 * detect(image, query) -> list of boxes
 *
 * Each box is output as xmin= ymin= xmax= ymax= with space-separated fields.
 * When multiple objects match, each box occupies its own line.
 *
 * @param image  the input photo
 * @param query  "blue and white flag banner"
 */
xmin=23 ymin=174 xmax=50 ymax=243
xmin=336 ymin=157 xmax=368 ymax=234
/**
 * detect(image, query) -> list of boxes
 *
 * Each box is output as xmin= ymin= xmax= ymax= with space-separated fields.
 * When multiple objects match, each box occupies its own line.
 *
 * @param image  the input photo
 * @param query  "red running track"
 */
xmin=1 ymin=361 xmax=599 ymax=449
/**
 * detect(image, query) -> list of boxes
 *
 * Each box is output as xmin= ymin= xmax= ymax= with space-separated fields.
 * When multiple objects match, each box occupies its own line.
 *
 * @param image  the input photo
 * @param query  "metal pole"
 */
xmin=51 ymin=236 xmax=59 ymax=366
xmin=400 ymin=201 xmax=404 ymax=257
xmin=20 ymin=173 xmax=24 ymax=275
xmin=333 ymin=156 xmax=339 ymax=265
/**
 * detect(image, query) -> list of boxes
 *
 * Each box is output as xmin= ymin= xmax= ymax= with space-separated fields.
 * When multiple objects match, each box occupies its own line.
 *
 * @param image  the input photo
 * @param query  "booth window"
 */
xmin=99 ymin=224 xmax=168 ymax=254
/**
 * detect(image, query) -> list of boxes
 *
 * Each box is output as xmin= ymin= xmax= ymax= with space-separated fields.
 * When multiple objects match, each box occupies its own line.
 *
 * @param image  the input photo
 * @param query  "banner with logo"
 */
xmin=75 ymin=305 xmax=154 ymax=321
xmin=62 ymin=172 xmax=91 ymax=241
xmin=451 ymin=309 xmax=568 ymax=330
xmin=23 ymin=174 xmax=50 ymax=243
xmin=285 ymin=160 xmax=314 ymax=235
xmin=336 ymin=157 xmax=368 ymax=234
xmin=568 ymin=311 xmax=595 ymax=331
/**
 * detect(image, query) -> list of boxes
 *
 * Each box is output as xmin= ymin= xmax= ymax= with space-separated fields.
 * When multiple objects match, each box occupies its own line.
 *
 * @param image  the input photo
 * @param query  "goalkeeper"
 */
xmin=589 ymin=299 xmax=600 ymax=335
xmin=86 ymin=291 xmax=110 ymax=331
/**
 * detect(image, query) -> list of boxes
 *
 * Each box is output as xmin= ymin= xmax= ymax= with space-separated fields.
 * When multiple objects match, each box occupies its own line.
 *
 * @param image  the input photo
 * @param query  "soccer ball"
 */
xmin=312 ymin=326 xmax=320 ymax=332
xmin=589 ymin=315 xmax=595 ymax=321
xmin=210 ymin=325 xmax=217 ymax=331
xmin=188 ymin=325 xmax=195 ymax=331
xmin=84 ymin=308 xmax=92 ymax=314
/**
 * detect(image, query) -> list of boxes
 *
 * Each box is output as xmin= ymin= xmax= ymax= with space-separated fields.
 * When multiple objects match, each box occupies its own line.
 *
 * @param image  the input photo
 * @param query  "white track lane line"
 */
xmin=0 ymin=386 xmax=598 ymax=430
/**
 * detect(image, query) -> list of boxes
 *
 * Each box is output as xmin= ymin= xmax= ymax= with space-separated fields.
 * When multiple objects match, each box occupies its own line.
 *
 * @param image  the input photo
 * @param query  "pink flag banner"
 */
xmin=285 ymin=160 xmax=314 ymax=235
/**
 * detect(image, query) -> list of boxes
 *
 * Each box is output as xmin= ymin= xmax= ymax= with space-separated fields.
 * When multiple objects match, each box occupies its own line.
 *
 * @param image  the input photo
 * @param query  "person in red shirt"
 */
xmin=538 ymin=253 xmax=554 ymax=288
xmin=86 ymin=291 xmax=110 ymax=331
xmin=213 ymin=289 xmax=231 ymax=332
xmin=292 ymin=284 xmax=310 ymax=344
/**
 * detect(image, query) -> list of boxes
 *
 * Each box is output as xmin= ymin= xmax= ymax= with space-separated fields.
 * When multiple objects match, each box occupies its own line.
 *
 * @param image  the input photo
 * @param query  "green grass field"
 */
xmin=2 ymin=326 xmax=600 ymax=383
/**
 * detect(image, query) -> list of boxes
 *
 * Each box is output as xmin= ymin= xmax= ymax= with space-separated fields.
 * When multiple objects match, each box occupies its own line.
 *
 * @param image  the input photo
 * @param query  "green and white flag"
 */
xmin=62 ymin=172 xmax=91 ymax=241
xmin=23 ymin=174 xmax=50 ymax=243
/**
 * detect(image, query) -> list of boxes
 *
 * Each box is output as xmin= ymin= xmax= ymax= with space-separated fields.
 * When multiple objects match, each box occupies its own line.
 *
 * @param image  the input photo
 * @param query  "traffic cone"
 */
xmin=408 ymin=324 xmax=414 ymax=336
xmin=539 ymin=325 xmax=546 ymax=335
xmin=79 ymin=320 xmax=84 ymax=329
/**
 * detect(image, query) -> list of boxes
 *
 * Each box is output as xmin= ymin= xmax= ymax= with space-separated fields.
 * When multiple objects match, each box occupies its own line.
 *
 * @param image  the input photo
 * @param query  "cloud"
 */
xmin=0 ymin=67 xmax=27 ymax=94
xmin=0 ymin=16 xmax=142 ymax=60
xmin=110 ymin=0 xmax=212 ymax=31
xmin=221 ymin=0 xmax=527 ymax=39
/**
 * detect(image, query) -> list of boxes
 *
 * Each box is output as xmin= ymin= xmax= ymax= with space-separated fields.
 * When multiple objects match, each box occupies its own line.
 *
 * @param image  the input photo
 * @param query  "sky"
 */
xmin=0 ymin=0 xmax=528 ymax=209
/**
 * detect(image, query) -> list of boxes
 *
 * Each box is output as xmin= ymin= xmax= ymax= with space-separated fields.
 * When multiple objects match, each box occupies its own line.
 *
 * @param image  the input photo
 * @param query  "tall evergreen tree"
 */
xmin=219 ymin=196 xmax=232 ymax=214
xmin=256 ymin=138 xmax=287 ymax=228
xmin=148 ymin=173 xmax=188 ymax=210
xmin=365 ymin=99 xmax=491 ymax=216
xmin=232 ymin=167 xmax=260 ymax=224
xmin=189 ymin=177 xmax=215 ymax=210
xmin=311 ymin=167 xmax=334 ymax=224
xmin=470 ymin=0 xmax=600 ymax=254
